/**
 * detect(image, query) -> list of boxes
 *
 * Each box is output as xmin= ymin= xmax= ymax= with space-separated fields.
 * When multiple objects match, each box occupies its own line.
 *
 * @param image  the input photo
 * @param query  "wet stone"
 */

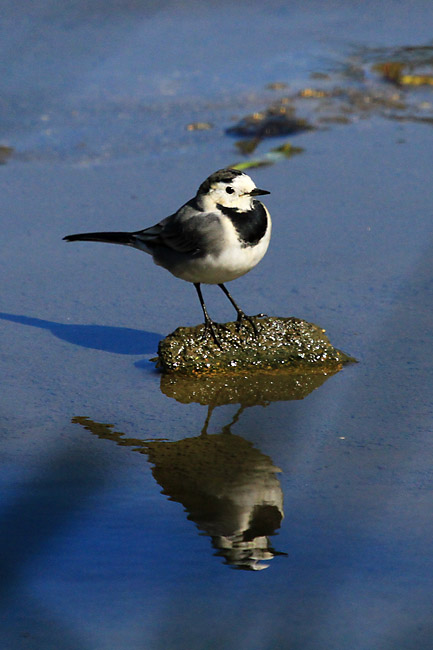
xmin=226 ymin=111 xmax=313 ymax=138
xmin=156 ymin=316 xmax=355 ymax=375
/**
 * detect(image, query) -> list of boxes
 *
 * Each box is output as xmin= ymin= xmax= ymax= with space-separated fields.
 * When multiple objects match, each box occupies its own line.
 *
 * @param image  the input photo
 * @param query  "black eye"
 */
xmin=226 ymin=187 xmax=235 ymax=194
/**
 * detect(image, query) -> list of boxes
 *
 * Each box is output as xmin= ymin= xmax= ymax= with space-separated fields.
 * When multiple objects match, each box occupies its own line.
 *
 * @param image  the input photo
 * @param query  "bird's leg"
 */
xmin=200 ymin=405 xmax=214 ymax=435
xmin=218 ymin=283 xmax=259 ymax=335
xmin=194 ymin=283 xmax=222 ymax=346
xmin=221 ymin=405 xmax=246 ymax=435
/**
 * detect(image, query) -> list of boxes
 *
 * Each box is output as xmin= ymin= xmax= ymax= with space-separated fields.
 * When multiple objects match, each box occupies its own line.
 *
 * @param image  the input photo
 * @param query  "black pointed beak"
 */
xmin=250 ymin=187 xmax=270 ymax=196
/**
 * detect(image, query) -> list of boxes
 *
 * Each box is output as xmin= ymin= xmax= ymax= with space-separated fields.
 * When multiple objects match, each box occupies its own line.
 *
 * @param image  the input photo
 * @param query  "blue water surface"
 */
xmin=1 ymin=1 xmax=433 ymax=649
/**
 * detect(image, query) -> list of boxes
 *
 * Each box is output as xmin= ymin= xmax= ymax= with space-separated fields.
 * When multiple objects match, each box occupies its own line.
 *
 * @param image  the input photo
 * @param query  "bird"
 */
xmin=63 ymin=168 xmax=271 ymax=344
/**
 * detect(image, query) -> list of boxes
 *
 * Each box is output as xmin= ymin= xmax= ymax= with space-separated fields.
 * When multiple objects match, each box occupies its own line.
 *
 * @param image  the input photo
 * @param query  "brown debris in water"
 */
xmin=226 ymin=106 xmax=313 ymax=138
xmin=373 ymin=61 xmax=433 ymax=86
xmin=0 ymin=145 xmax=14 ymax=165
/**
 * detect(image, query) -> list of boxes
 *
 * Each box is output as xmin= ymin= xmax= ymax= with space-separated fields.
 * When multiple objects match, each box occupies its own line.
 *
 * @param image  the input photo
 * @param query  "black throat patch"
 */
xmin=217 ymin=201 xmax=268 ymax=247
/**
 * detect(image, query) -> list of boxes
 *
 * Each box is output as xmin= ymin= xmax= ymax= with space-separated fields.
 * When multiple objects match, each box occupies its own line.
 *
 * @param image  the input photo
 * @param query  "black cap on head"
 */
xmin=197 ymin=168 xmax=244 ymax=195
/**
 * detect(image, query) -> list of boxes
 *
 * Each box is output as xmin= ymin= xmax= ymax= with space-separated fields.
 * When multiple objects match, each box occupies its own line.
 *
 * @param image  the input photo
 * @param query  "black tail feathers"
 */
xmin=63 ymin=231 xmax=133 ymax=245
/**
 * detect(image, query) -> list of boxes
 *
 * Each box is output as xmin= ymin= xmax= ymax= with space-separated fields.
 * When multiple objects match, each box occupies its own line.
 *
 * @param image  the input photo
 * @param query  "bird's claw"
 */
xmin=202 ymin=313 xmax=261 ymax=346
xmin=203 ymin=319 xmax=225 ymax=348
xmin=236 ymin=312 xmax=259 ymax=336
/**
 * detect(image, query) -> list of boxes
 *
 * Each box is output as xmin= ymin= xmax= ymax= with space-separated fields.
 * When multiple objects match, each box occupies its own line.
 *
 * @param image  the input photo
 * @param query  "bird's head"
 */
xmin=196 ymin=168 xmax=270 ymax=212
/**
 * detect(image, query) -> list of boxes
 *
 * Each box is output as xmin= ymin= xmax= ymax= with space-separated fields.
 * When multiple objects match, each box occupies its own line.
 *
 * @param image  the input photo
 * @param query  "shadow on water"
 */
xmin=0 ymin=444 xmax=108 ymax=649
xmin=0 ymin=312 xmax=161 ymax=355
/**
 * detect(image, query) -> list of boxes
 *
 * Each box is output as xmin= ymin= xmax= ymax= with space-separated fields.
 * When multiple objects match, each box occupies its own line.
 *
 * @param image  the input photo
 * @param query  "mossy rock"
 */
xmin=156 ymin=316 xmax=355 ymax=376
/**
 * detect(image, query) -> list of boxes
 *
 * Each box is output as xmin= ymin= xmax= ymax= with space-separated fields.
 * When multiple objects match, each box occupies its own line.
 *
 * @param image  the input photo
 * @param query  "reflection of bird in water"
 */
xmin=146 ymin=409 xmax=286 ymax=571
xmin=73 ymin=413 xmax=286 ymax=571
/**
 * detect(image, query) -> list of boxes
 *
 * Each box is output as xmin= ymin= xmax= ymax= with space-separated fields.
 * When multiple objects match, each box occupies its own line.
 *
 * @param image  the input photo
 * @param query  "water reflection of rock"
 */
xmin=73 ymin=416 xmax=286 ymax=570
xmin=160 ymin=367 xmax=338 ymax=409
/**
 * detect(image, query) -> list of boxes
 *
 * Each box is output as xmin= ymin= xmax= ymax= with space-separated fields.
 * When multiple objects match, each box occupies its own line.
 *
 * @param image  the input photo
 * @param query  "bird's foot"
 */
xmin=235 ymin=311 xmax=260 ymax=336
xmin=202 ymin=319 xmax=226 ymax=348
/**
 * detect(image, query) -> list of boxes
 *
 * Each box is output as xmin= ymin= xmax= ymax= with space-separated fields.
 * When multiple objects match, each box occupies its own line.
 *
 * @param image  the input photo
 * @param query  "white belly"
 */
xmin=173 ymin=218 xmax=271 ymax=285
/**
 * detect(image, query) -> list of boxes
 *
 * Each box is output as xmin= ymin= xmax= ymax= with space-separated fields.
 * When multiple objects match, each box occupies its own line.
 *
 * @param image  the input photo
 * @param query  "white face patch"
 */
xmin=199 ymin=172 xmax=257 ymax=212
xmin=228 ymin=173 xmax=257 ymax=195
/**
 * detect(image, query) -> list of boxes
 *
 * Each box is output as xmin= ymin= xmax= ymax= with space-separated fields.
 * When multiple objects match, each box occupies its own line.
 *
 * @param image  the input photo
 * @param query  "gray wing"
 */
xmin=132 ymin=202 xmax=222 ymax=255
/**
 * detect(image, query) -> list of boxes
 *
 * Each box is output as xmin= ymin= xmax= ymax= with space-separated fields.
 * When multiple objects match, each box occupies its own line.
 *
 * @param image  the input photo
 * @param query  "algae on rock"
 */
xmin=156 ymin=316 xmax=355 ymax=376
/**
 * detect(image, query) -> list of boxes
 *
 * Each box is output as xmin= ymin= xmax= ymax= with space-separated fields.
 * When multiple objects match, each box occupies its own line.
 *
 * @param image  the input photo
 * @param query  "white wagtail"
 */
xmin=64 ymin=168 xmax=271 ymax=343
